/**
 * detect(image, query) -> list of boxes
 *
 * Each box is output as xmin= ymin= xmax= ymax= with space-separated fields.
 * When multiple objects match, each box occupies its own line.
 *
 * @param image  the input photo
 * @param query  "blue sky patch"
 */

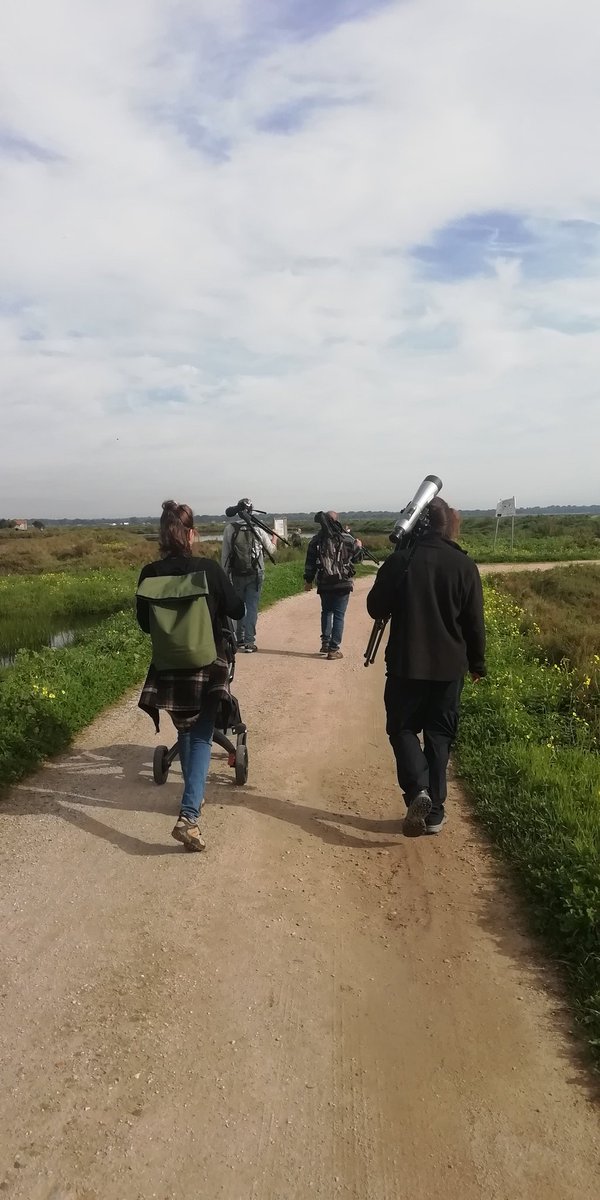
xmin=412 ymin=211 xmax=600 ymax=283
xmin=165 ymin=110 xmax=231 ymax=161
xmin=412 ymin=211 xmax=533 ymax=281
xmin=258 ymin=93 xmax=366 ymax=134
xmin=0 ymin=128 xmax=62 ymax=163
xmin=271 ymin=0 xmax=394 ymax=41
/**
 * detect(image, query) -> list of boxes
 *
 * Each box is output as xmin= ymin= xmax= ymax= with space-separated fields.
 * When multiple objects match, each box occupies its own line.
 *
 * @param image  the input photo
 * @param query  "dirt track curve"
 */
xmin=1 ymin=573 xmax=599 ymax=1200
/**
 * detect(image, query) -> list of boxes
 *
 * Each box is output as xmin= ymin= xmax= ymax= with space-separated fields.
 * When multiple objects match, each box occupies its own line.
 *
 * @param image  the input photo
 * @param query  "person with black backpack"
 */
xmin=221 ymin=499 xmax=277 ymax=653
xmin=136 ymin=501 xmax=244 ymax=852
xmin=304 ymin=511 xmax=364 ymax=660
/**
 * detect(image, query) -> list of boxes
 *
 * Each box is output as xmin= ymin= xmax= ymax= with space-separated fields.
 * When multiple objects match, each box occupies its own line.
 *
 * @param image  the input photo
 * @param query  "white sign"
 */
xmin=495 ymin=497 xmax=516 ymax=518
xmin=273 ymin=517 xmax=288 ymax=540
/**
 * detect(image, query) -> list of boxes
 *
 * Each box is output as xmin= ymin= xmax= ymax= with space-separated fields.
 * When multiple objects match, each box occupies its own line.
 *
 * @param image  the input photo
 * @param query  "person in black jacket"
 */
xmin=304 ymin=511 xmax=363 ymax=659
xmin=136 ymin=500 xmax=244 ymax=852
xmin=366 ymin=497 xmax=486 ymax=836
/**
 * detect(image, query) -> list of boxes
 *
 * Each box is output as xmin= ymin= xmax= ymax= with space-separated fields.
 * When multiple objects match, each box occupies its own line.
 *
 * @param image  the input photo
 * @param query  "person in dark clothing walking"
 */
xmin=221 ymin=502 xmax=277 ymax=653
xmin=136 ymin=501 xmax=244 ymax=852
xmin=304 ymin=511 xmax=363 ymax=659
xmin=366 ymin=497 xmax=486 ymax=836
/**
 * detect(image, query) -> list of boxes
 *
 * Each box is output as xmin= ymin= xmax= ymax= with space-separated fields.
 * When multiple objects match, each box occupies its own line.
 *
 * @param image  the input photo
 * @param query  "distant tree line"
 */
xmin=0 ymin=519 xmax=45 ymax=529
xmin=6 ymin=506 xmax=600 ymax=528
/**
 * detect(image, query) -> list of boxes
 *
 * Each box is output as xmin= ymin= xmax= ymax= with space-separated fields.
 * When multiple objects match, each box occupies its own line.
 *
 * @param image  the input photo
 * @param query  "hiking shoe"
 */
xmin=244 ymin=644 xmax=258 ymax=653
xmin=403 ymin=790 xmax=432 ymax=837
xmin=171 ymin=816 xmax=206 ymax=852
xmin=320 ymin=641 xmax=330 ymax=655
xmin=327 ymin=649 xmax=343 ymax=660
xmin=426 ymin=812 xmax=447 ymax=835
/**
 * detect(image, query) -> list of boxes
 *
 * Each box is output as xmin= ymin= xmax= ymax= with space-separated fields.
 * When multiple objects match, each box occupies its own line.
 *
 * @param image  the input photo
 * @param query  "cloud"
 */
xmin=0 ymin=0 xmax=599 ymax=516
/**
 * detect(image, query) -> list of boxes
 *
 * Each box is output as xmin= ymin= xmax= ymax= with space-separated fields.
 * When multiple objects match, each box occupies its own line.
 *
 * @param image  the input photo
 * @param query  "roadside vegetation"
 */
xmin=461 ymin=514 xmax=600 ymax=563
xmin=0 ymin=525 xmax=158 ymax=575
xmin=493 ymin=563 xmax=600 ymax=673
xmin=0 ymin=524 xmax=308 ymax=575
xmin=357 ymin=514 xmax=600 ymax=564
xmin=456 ymin=568 xmax=600 ymax=1061
xmin=2 ymin=515 xmax=598 ymax=574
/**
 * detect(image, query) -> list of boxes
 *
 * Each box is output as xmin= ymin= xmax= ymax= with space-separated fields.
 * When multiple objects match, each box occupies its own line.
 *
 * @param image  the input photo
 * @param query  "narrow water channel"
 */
xmin=0 ymin=613 xmax=103 ymax=667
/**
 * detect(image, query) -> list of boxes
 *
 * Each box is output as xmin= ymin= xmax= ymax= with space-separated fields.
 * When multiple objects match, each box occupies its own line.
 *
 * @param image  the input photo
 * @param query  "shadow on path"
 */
xmin=2 ymin=743 xmax=398 ymax=857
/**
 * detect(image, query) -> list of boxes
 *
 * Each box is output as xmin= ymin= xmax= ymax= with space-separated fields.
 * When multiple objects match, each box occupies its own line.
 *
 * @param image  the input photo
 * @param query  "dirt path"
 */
xmin=478 ymin=559 xmax=600 ymax=574
xmin=1 ymin=578 xmax=599 ymax=1200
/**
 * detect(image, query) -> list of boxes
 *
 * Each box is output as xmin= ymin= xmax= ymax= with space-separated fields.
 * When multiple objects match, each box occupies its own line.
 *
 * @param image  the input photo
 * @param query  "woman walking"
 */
xmin=136 ymin=501 xmax=244 ymax=851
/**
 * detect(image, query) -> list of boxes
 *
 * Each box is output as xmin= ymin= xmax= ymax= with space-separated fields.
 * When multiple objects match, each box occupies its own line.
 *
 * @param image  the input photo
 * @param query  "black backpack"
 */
xmin=318 ymin=533 xmax=354 ymax=586
xmin=229 ymin=525 xmax=259 ymax=577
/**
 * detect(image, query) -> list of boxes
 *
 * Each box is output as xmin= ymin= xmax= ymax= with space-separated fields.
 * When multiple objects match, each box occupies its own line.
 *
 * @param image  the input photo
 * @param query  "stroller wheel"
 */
xmin=234 ymin=741 xmax=249 ymax=786
xmin=153 ymin=745 xmax=170 ymax=785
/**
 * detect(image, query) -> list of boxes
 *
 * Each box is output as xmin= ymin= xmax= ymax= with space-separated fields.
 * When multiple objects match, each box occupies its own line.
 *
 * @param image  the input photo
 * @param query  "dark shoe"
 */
xmin=327 ymin=649 xmax=343 ymax=660
xmin=172 ymin=816 xmax=206 ymax=852
xmin=244 ymin=644 xmax=258 ymax=653
xmin=320 ymin=641 xmax=330 ymax=655
xmin=403 ymin=790 xmax=432 ymax=837
xmin=236 ymin=641 xmax=246 ymax=651
xmin=426 ymin=810 xmax=446 ymax=835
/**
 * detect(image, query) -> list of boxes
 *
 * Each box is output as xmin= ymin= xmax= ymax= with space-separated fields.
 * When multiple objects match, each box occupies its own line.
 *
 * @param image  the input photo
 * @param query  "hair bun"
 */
xmin=162 ymin=499 xmax=178 ymax=514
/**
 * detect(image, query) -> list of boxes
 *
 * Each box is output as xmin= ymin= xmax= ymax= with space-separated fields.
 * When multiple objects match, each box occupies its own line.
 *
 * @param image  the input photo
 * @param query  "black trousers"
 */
xmin=384 ymin=677 xmax=464 ymax=815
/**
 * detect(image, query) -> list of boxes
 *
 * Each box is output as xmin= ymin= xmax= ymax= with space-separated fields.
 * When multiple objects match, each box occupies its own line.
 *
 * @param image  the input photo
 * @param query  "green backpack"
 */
xmin=136 ymin=572 xmax=217 ymax=671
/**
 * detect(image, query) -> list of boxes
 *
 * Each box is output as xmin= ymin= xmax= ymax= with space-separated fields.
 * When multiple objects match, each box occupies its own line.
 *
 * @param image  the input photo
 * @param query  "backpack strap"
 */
xmin=136 ymin=572 xmax=209 ymax=602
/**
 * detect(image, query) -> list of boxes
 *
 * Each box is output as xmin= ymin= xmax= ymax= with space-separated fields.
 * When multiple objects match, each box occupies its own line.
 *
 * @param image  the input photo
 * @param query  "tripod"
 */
xmin=363 ymin=526 xmax=424 ymax=666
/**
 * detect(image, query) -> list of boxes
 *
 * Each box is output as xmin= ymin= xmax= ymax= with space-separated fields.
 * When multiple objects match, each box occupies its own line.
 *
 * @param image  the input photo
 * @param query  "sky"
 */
xmin=1 ymin=0 xmax=599 ymax=518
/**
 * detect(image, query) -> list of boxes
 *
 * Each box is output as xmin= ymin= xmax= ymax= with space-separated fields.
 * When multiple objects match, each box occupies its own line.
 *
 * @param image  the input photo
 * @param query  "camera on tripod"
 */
xmin=224 ymin=498 xmax=290 ymax=559
xmin=226 ymin=498 xmax=254 ymax=520
xmin=364 ymin=475 xmax=442 ymax=666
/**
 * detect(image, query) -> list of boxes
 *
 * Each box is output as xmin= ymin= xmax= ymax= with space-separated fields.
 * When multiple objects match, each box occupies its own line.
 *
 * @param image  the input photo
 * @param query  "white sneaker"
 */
xmin=426 ymin=813 xmax=447 ymax=834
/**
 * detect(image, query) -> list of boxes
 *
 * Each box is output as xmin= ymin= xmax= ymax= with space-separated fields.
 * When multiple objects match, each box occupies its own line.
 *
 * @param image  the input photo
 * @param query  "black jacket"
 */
xmin=304 ymin=532 xmax=363 ymax=595
xmin=366 ymin=533 xmax=486 ymax=680
xmin=136 ymin=554 xmax=244 ymax=637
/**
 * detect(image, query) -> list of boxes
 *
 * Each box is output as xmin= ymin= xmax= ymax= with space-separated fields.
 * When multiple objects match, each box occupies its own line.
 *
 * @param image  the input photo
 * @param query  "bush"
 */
xmin=0 ymin=612 xmax=149 ymax=789
xmin=494 ymin=565 xmax=600 ymax=742
xmin=456 ymin=583 xmax=600 ymax=1057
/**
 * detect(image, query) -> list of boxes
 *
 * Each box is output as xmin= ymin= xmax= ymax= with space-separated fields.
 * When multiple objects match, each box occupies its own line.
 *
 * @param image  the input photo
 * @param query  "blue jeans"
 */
xmin=320 ymin=591 xmax=350 ymax=649
xmin=231 ymin=573 xmax=263 ymax=646
xmin=178 ymin=715 xmax=214 ymax=822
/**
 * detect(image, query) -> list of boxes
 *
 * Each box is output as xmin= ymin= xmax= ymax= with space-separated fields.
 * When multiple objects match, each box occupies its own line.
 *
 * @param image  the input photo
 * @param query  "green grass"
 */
xmin=455 ymin=581 xmax=600 ymax=1060
xmin=0 ymin=612 xmax=149 ymax=790
xmin=462 ymin=534 xmax=600 ymax=563
xmin=260 ymin=560 xmax=305 ymax=606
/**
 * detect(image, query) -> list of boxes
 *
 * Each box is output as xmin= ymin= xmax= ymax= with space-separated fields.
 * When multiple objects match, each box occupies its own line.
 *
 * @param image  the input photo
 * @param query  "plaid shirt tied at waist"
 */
xmin=138 ymin=651 xmax=230 ymax=733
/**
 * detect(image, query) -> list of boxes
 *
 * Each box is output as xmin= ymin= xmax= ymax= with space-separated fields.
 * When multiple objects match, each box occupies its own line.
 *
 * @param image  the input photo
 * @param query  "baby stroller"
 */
xmin=151 ymin=621 xmax=249 ymax=788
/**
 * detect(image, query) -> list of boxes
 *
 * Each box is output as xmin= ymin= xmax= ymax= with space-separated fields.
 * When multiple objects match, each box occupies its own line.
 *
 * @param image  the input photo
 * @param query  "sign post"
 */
xmin=494 ymin=497 xmax=516 ymax=552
